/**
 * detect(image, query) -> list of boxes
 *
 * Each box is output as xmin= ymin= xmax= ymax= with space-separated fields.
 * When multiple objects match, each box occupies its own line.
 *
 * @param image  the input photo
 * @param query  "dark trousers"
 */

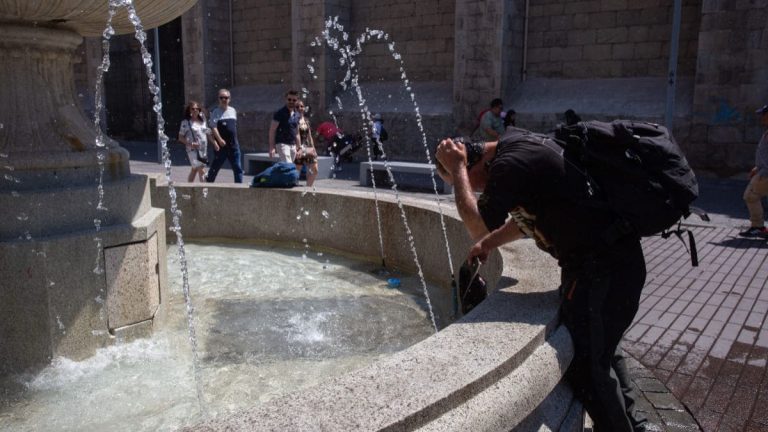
xmin=560 ymin=239 xmax=647 ymax=432
xmin=206 ymin=145 xmax=243 ymax=183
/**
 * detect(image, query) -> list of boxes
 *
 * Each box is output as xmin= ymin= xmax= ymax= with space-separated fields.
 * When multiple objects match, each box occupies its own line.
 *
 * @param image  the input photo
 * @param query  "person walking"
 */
xmin=739 ymin=104 xmax=768 ymax=237
xmin=371 ymin=113 xmax=387 ymax=160
xmin=435 ymin=129 xmax=648 ymax=432
xmin=206 ymin=88 xmax=244 ymax=183
xmin=178 ymin=101 xmax=212 ymax=182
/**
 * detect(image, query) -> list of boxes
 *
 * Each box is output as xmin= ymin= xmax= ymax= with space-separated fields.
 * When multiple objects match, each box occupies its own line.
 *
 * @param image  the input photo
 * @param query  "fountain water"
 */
xmin=0 ymin=241 xmax=437 ymax=431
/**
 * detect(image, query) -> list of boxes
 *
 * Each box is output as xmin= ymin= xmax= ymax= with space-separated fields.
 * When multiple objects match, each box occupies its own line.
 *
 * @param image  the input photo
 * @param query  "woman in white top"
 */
xmin=178 ymin=101 xmax=213 ymax=182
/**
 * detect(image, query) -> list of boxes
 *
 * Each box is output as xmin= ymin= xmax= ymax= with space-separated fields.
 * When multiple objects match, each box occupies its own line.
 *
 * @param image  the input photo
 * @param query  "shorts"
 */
xmin=276 ymin=143 xmax=297 ymax=163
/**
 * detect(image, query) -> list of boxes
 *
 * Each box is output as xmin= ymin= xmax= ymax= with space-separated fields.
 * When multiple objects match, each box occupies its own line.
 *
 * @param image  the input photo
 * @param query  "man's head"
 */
xmin=757 ymin=105 xmax=768 ymax=127
xmin=285 ymin=90 xmax=300 ymax=110
xmin=490 ymin=98 xmax=503 ymax=117
xmin=217 ymin=89 xmax=231 ymax=107
xmin=435 ymin=138 xmax=494 ymax=192
xmin=372 ymin=113 xmax=382 ymax=122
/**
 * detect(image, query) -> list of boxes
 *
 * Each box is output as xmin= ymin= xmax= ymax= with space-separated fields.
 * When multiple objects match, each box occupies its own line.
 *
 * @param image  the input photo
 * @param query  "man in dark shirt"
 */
xmin=435 ymin=128 xmax=647 ymax=432
xmin=269 ymin=90 xmax=301 ymax=163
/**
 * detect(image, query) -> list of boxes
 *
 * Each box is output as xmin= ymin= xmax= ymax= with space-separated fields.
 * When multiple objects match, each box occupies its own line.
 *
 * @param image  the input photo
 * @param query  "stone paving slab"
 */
xmin=624 ymin=226 xmax=768 ymax=431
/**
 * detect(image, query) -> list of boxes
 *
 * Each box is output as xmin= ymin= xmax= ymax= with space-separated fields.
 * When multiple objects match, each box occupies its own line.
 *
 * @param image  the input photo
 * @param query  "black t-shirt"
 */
xmin=477 ymin=128 xmax=615 ymax=262
xmin=273 ymin=106 xmax=299 ymax=144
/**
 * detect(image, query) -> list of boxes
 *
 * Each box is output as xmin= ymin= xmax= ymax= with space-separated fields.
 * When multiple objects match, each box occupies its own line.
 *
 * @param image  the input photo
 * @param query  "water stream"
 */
xmin=108 ymin=0 xmax=207 ymax=414
xmin=314 ymin=17 xmax=460 ymax=329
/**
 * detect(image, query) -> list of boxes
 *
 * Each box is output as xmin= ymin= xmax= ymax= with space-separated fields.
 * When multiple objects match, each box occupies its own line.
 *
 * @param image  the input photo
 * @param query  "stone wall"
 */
xmin=686 ymin=0 xmax=768 ymax=175
xmin=182 ymin=0 xmax=233 ymax=107
xmin=350 ymin=0 xmax=454 ymax=82
xmin=525 ymin=0 xmax=701 ymax=79
xmin=232 ymin=0 xmax=292 ymax=85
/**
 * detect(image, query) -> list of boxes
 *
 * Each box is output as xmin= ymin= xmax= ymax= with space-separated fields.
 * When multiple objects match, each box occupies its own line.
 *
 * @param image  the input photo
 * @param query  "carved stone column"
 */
xmin=0 ymin=0 xmax=196 ymax=375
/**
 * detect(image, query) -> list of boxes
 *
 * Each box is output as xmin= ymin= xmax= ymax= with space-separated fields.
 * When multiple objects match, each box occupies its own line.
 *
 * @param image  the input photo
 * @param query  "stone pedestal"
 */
xmin=0 ymin=21 xmax=174 ymax=375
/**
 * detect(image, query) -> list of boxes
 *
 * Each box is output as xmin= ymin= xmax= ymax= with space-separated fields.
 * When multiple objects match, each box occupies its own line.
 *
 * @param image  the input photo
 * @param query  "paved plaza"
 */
xmin=130 ymin=142 xmax=768 ymax=431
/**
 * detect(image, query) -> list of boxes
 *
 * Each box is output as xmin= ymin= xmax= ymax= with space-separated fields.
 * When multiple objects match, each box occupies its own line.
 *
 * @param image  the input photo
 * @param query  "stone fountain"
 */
xmin=0 ymin=0 xmax=196 ymax=375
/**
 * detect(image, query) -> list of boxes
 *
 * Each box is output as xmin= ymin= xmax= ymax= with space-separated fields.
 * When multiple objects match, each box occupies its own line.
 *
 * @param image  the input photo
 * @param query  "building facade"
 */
xmin=78 ymin=0 xmax=768 ymax=173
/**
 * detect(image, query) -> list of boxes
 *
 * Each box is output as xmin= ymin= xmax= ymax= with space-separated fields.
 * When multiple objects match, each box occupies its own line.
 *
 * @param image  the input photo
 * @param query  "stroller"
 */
xmin=328 ymin=133 xmax=364 ymax=162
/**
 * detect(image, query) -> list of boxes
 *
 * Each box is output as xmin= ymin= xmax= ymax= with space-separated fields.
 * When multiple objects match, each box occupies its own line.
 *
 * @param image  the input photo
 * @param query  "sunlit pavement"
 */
xmin=131 ymin=148 xmax=766 ymax=431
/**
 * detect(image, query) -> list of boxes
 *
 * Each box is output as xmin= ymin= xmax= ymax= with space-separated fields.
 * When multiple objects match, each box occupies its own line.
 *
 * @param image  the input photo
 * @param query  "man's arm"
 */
xmin=452 ymin=168 xmax=490 ymax=241
xmin=468 ymin=219 xmax=523 ymax=263
xmin=435 ymin=138 xmax=489 ymax=241
xmin=268 ymin=120 xmax=278 ymax=158
xmin=210 ymin=127 xmax=224 ymax=151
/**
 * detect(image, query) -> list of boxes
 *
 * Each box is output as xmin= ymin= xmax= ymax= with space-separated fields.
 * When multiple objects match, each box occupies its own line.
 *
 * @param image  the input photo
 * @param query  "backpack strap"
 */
xmin=661 ymin=222 xmax=700 ymax=267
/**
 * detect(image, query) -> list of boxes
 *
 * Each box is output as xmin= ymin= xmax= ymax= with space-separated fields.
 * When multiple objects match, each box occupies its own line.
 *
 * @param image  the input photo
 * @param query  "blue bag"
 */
xmin=250 ymin=162 xmax=299 ymax=188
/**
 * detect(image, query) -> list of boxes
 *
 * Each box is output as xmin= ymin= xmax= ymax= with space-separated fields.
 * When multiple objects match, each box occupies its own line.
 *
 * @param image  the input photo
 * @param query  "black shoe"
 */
xmin=738 ymin=227 xmax=768 ymax=237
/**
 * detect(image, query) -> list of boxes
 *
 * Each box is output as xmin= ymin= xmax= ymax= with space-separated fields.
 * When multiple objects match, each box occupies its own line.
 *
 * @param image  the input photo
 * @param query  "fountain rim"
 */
xmin=147 ymin=182 xmax=573 ymax=431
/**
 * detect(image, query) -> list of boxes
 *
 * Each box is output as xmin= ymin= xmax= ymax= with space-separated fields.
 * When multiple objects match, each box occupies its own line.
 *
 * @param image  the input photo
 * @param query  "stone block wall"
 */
xmin=232 ymin=0 xmax=292 ymax=85
xmin=686 ymin=0 xmax=768 ymax=175
xmin=202 ymin=0 xmax=234 ymax=101
xmin=453 ymin=0 xmax=508 ymax=131
xmin=349 ymin=0 xmax=455 ymax=82
xmin=525 ymin=0 xmax=701 ymax=79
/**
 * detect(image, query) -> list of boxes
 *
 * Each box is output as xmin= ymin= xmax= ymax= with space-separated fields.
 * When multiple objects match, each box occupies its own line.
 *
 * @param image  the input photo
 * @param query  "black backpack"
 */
xmin=537 ymin=120 xmax=706 ymax=264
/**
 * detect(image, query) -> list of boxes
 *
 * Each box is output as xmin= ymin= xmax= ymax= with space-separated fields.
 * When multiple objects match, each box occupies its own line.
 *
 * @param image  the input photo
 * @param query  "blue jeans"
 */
xmin=206 ymin=145 xmax=243 ymax=183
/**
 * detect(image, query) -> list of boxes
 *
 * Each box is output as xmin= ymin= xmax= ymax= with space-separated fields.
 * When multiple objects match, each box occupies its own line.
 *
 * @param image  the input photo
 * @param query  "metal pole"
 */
xmin=153 ymin=27 xmax=163 ymax=163
xmin=521 ymin=0 xmax=530 ymax=82
xmin=229 ymin=0 xmax=235 ymax=87
xmin=665 ymin=0 xmax=682 ymax=130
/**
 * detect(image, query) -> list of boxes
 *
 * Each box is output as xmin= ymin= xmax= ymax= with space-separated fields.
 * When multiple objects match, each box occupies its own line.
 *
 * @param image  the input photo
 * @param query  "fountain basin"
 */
xmin=148 ymin=178 xmax=581 ymax=431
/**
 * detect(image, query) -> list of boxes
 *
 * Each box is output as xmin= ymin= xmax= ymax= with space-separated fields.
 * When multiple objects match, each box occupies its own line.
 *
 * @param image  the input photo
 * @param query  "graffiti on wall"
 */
xmin=711 ymin=99 xmax=742 ymax=125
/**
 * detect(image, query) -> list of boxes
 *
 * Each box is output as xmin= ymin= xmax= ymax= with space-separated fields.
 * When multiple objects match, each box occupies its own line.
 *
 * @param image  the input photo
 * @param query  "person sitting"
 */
xmin=478 ymin=98 xmax=505 ymax=141
xmin=294 ymin=102 xmax=319 ymax=187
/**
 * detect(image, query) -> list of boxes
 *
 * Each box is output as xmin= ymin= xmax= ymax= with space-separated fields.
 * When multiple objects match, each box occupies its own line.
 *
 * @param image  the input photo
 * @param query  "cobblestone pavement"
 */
xmin=129 ymin=147 xmax=765 ymax=431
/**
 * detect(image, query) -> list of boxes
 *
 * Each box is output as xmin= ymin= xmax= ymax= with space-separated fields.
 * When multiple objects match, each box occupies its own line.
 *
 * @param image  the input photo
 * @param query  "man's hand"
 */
xmin=468 ymin=238 xmax=491 ymax=264
xmin=435 ymin=138 xmax=467 ymax=177
xmin=269 ymin=147 xmax=275 ymax=158
xmin=436 ymin=138 xmax=467 ymax=173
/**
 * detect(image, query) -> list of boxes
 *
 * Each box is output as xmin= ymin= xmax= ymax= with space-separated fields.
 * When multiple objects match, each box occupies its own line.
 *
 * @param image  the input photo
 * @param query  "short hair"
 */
xmin=490 ymin=98 xmax=503 ymax=109
xmin=286 ymin=90 xmax=300 ymax=97
xmin=218 ymin=88 xmax=230 ymax=96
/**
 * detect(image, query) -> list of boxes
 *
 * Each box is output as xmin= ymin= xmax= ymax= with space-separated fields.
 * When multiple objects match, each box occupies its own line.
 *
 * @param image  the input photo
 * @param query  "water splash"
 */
xmin=93 ymin=0 xmax=207 ymax=416
xmin=89 ymin=1 xmax=117 ymax=277
xmin=316 ymin=20 xmax=448 ymax=331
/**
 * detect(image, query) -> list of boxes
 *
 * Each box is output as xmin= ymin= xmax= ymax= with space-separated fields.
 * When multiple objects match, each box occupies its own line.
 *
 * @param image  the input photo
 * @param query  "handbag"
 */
xmin=196 ymin=150 xmax=209 ymax=165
